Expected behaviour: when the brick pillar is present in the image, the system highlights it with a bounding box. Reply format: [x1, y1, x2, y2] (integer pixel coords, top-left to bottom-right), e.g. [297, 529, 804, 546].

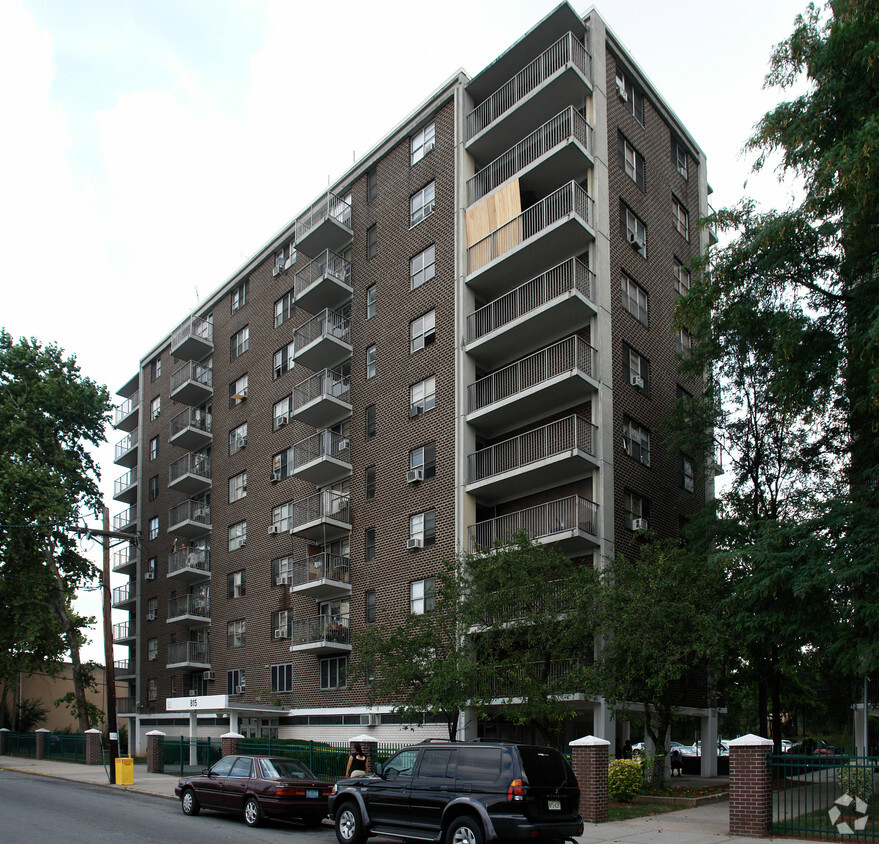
[570, 735, 610, 824]
[85, 728, 103, 765]
[348, 735, 377, 776]
[146, 730, 165, 773]
[0, 727, 9, 755]
[35, 728, 49, 760]
[728, 734, 773, 837]
[221, 732, 243, 758]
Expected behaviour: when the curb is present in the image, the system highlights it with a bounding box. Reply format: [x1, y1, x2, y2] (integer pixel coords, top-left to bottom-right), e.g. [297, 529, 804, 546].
[634, 791, 730, 808]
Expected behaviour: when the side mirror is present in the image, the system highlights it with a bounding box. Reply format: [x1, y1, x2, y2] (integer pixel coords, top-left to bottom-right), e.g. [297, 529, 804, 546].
[203, 768, 211, 776]
[374, 762, 384, 778]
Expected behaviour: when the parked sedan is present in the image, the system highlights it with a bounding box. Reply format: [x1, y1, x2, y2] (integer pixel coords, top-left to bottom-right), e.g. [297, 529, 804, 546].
[175, 755, 332, 828]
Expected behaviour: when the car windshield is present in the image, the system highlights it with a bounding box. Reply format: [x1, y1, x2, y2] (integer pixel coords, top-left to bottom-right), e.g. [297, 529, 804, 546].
[260, 757, 317, 780]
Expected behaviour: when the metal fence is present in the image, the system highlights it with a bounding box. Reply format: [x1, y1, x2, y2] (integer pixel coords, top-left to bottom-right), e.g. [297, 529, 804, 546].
[771, 753, 879, 840]
[5, 732, 36, 757]
[162, 736, 224, 777]
[45, 732, 87, 763]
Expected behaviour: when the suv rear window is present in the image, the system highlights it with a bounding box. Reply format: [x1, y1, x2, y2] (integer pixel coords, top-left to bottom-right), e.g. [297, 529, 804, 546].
[519, 747, 572, 786]
[456, 747, 502, 782]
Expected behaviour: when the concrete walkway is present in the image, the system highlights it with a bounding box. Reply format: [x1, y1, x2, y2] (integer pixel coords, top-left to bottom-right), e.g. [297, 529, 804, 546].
[0, 755, 816, 843]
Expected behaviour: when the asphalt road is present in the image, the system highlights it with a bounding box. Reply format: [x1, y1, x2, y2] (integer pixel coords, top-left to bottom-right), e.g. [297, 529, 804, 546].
[0, 769, 339, 843]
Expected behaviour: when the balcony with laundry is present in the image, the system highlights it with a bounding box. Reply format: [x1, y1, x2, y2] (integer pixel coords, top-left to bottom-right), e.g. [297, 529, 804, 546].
[167, 545, 211, 583]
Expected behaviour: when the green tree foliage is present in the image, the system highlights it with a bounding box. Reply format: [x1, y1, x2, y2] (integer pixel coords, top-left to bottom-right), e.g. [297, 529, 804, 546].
[0, 331, 111, 731]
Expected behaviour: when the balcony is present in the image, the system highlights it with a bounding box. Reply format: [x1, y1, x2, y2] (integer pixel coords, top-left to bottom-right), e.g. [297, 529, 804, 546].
[113, 621, 135, 644]
[113, 430, 139, 468]
[170, 362, 213, 406]
[169, 407, 212, 450]
[290, 490, 351, 543]
[292, 430, 352, 487]
[294, 190, 353, 257]
[465, 257, 596, 369]
[467, 107, 593, 206]
[288, 614, 351, 655]
[466, 414, 598, 503]
[113, 396, 139, 432]
[294, 249, 353, 314]
[168, 499, 211, 538]
[171, 314, 213, 361]
[114, 659, 135, 680]
[468, 494, 599, 556]
[167, 641, 210, 669]
[112, 506, 137, 533]
[467, 181, 595, 299]
[478, 658, 589, 700]
[168, 547, 211, 582]
[168, 452, 211, 495]
[167, 594, 210, 626]
[293, 308, 352, 372]
[281, 553, 351, 600]
[465, 32, 592, 161]
[293, 368, 351, 429]
[466, 336, 598, 436]
[112, 582, 136, 609]
[113, 468, 138, 504]
[112, 544, 137, 575]
[117, 697, 137, 714]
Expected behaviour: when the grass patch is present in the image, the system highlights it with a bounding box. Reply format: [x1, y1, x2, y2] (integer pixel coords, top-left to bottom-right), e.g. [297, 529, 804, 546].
[640, 783, 728, 799]
[772, 802, 879, 840]
[609, 801, 681, 820]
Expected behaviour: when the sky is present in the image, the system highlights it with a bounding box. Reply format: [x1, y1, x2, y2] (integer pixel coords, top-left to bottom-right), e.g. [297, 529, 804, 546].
[0, 0, 812, 663]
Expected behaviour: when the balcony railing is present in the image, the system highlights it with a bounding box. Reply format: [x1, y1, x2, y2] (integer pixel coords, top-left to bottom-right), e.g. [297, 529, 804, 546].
[467, 336, 596, 414]
[467, 107, 593, 204]
[112, 545, 136, 570]
[472, 578, 583, 627]
[170, 407, 212, 438]
[281, 553, 351, 588]
[289, 614, 349, 647]
[294, 249, 352, 298]
[112, 506, 136, 532]
[467, 494, 598, 552]
[168, 546, 211, 577]
[112, 621, 132, 641]
[294, 308, 351, 351]
[293, 430, 351, 469]
[113, 396, 138, 426]
[114, 430, 138, 462]
[167, 641, 209, 665]
[113, 468, 137, 497]
[467, 414, 597, 484]
[467, 181, 594, 276]
[170, 361, 213, 393]
[168, 499, 211, 531]
[477, 658, 588, 698]
[171, 315, 213, 351]
[467, 257, 594, 344]
[112, 582, 135, 606]
[114, 659, 132, 675]
[117, 697, 137, 713]
[295, 191, 352, 245]
[168, 594, 210, 620]
[169, 453, 211, 485]
[293, 368, 351, 416]
[466, 32, 591, 141]
[292, 490, 350, 530]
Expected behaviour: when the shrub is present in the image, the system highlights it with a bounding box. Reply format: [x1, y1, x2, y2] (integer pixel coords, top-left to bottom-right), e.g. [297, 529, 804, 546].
[836, 763, 874, 806]
[608, 758, 643, 802]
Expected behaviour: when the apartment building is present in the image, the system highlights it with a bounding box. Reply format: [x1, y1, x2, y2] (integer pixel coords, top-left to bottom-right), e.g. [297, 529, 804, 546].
[110, 2, 717, 755]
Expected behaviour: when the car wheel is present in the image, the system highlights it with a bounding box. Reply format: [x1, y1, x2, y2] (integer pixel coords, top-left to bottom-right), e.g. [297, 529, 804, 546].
[243, 796, 263, 827]
[335, 801, 365, 844]
[181, 787, 200, 816]
[446, 817, 484, 844]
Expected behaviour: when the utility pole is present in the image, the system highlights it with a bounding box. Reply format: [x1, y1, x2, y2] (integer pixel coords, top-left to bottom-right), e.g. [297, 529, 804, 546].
[101, 506, 119, 783]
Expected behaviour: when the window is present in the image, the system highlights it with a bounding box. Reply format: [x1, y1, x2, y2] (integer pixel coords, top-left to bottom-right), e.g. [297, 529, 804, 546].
[229, 374, 248, 407]
[148, 436, 158, 461]
[231, 279, 249, 313]
[410, 577, 436, 614]
[225, 569, 245, 601]
[274, 396, 291, 429]
[622, 204, 647, 257]
[147, 597, 158, 621]
[365, 404, 376, 438]
[623, 344, 650, 393]
[147, 557, 157, 578]
[320, 656, 347, 689]
[229, 422, 248, 455]
[673, 139, 689, 179]
[673, 197, 689, 240]
[410, 442, 436, 479]
[409, 509, 436, 546]
[365, 528, 375, 564]
[272, 501, 294, 532]
[366, 345, 376, 379]
[677, 327, 693, 356]
[227, 668, 245, 694]
[366, 167, 377, 202]
[271, 448, 294, 482]
[410, 376, 436, 416]
[271, 609, 291, 640]
[148, 475, 159, 500]
[229, 471, 247, 503]
[271, 663, 293, 693]
[621, 273, 648, 325]
[615, 68, 644, 124]
[674, 259, 691, 295]
[366, 224, 377, 259]
[272, 555, 293, 587]
[681, 455, 695, 492]
[411, 121, 435, 165]
[410, 245, 436, 290]
[227, 620, 246, 649]
[274, 291, 294, 328]
[365, 590, 376, 623]
[410, 182, 436, 227]
[410, 310, 436, 353]
[273, 342, 295, 379]
[623, 417, 651, 466]
[365, 466, 376, 500]
[366, 285, 376, 319]
[229, 521, 247, 551]
[149, 516, 159, 541]
[624, 490, 649, 527]
[150, 396, 161, 420]
[230, 326, 250, 360]
[148, 638, 158, 661]
[619, 134, 645, 190]
[150, 356, 161, 381]
[148, 678, 157, 701]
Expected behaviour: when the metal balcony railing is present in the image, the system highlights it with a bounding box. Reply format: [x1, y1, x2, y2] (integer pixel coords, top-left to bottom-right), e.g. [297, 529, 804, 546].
[467, 414, 597, 483]
[114, 430, 138, 461]
[473, 578, 582, 627]
[281, 553, 350, 588]
[467, 181, 594, 275]
[167, 641, 209, 665]
[168, 546, 211, 576]
[294, 249, 352, 298]
[112, 506, 136, 532]
[114, 396, 138, 425]
[478, 658, 589, 697]
[114, 659, 132, 674]
[170, 361, 213, 394]
[467, 257, 594, 343]
[293, 368, 351, 410]
[112, 621, 132, 641]
[293, 430, 351, 469]
[295, 191, 352, 244]
[169, 453, 211, 485]
[169, 407, 212, 439]
[467, 107, 593, 204]
[168, 594, 210, 619]
[292, 490, 350, 529]
[466, 32, 591, 141]
[112, 582, 135, 605]
[289, 614, 349, 647]
[168, 500, 211, 530]
[294, 308, 351, 349]
[112, 545, 136, 569]
[171, 315, 213, 350]
[467, 335, 596, 414]
[467, 494, 598, 552]
[113, 468, 137, 496]
[117, 697, 137, 713]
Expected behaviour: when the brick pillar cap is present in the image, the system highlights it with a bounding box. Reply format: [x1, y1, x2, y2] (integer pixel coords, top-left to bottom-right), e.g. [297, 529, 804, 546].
[84, 728, 102, 734]
[146, 730, 166, 737]
[222, 732, 244, 739]
[728, 734, 772, 746]
[36, 728, 51, 733]
[348, 734, 376, 744]
[569, 735, 611, 747]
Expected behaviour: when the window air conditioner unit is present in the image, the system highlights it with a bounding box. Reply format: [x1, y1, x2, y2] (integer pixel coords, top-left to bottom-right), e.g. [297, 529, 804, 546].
[147, 610, 157, 620]
[275, 628, 289, 639]
[271, 470, 282, 483]
[277, 416, 288, 427]
[188, 689, 198, 696]
[684, 476, 694, 492]
[145, 571, 155, 580]
[409, 404, 423, 418]
[337, 438, 349, 451]
[640, 453, 650, 467]
[407, 537, 424, 550]
[268, 525, 280, 535]
[406, 468, 424, 484]
[360, 713, 380, 726]
[630, 375, 644, 389]
[235, 685, 245, 695]
[277, 574, 291, 586]
[273, 261, 283, 277]
[203, 671, 215, 681]
[617, 83, 628, 102]
[236, 436, 246, 449]
[627, 231, 644, 250]
[631, 518, 649, 532]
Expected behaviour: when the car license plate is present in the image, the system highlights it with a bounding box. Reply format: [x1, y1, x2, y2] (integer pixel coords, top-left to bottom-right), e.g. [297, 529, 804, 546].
[548, 799, 561, 811]
[306, 789, 319, 799]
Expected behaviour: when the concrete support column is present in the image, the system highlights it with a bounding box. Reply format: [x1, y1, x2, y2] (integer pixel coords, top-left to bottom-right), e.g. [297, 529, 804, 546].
[189, 711, 198, 766]
[570, 735, 609, 824]
[229, 709, 239, 736]
[594, 699, 617, 757]
[456, 707, 477, 741]
[0, 727, 9, 755]
[728, 734, 773, 837]
[221, 732, 243, 758]
[853, 703, 869, 756]
[700, 708, 719, 776]
[85, 728, 103, 765]
[146, 730, 165, 774]
[35, 728, 49, 760]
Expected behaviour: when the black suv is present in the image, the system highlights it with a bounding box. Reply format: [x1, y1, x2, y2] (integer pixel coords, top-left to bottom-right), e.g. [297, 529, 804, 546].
[328, 739, 582, 844]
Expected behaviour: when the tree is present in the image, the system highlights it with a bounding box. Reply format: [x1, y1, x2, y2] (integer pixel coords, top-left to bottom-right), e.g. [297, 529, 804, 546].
[0, 331, 111, 731]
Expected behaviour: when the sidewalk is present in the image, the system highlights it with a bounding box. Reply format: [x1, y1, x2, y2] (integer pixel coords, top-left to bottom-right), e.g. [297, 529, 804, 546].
[0, 755, 814, 843]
